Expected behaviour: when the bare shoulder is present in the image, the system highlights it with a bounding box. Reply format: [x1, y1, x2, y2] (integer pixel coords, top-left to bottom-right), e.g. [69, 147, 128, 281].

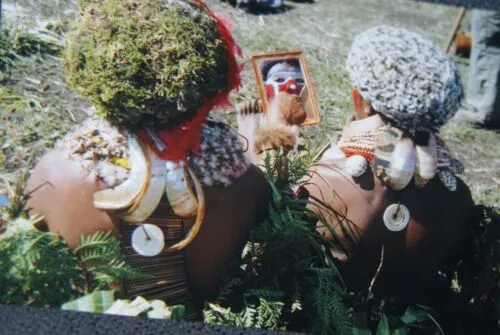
[305, 158, 389, 214]
[27, 147, 115, 249]
[303, 158, 391, 245]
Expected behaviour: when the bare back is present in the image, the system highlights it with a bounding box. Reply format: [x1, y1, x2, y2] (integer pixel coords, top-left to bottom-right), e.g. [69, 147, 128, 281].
[26, 147, 271, 307]
[304, 157, 474, 302]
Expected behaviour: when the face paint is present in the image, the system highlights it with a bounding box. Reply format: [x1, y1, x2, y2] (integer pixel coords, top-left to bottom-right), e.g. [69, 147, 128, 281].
[265, 65, 305, 99]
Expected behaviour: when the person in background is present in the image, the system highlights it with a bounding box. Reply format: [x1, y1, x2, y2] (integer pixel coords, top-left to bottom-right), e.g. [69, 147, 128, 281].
[455, 9, 500, 129]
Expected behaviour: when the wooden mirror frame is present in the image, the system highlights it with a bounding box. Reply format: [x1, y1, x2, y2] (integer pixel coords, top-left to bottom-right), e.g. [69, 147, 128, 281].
[251, 51, 321, 126]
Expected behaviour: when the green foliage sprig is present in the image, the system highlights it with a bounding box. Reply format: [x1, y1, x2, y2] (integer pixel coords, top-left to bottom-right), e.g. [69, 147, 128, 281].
[204, 148, 352, 334]
[0, 187, 143, 308]
[204, 299, 285, 331]
[0, 219, 87, 307]
[75, 231, 145, 290]
[0, 227, 143, 308]
[0, 29, 61, 75]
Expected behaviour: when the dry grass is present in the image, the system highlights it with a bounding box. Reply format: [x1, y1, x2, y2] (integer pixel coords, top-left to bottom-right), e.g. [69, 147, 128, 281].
[1, 0, 498, 205]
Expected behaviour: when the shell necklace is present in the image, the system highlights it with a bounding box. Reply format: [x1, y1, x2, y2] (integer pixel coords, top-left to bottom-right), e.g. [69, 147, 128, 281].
[333, 115, 463, 232]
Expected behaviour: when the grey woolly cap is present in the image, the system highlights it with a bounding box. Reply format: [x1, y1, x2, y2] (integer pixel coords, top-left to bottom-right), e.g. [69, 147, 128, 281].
[346, 25, 463, 136]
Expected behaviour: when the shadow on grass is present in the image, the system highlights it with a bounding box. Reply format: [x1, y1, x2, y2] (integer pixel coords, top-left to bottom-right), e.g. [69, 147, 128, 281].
[222, 0, 315, 16]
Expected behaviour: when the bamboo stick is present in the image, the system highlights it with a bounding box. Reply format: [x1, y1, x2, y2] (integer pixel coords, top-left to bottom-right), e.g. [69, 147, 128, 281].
[444, 8, 467, 54]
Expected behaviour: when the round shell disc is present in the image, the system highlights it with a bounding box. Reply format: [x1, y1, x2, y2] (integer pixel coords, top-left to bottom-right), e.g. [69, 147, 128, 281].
[131, 224, 165, 257]
[383, 204, 410, 232]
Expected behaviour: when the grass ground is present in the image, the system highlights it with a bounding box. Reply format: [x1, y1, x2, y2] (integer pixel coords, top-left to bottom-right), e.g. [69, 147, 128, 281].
[0, 0, 498, 206]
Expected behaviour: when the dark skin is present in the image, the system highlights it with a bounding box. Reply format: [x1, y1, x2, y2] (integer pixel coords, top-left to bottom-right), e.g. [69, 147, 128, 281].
[303, 89, 474, 302]
[26, 146, 271, 308]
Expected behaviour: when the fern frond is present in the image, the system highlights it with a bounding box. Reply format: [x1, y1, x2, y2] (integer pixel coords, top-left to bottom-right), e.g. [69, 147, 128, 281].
[75, 231, 120, 258]
[256, 298, 285, 330]
[245, 288, 283, 302]
[241, 305, 257, 328]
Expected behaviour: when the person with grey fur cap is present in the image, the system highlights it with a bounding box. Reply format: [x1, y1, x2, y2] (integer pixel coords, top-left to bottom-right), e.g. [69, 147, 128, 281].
[345, 25, 464, 139]
[238, 24, 473, 302]
[297, 25, 473, 302]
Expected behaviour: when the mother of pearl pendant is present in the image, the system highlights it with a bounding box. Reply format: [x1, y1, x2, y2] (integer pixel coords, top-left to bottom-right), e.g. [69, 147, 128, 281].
[383, 204, 410, 232]
[131, 223, 165, 257]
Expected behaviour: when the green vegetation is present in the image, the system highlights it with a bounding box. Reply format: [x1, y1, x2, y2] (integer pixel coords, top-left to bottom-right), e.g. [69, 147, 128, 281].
[204, 150, 352, 334]
[0, 225, 143, 308]
[0, 86, 73, 173]
[203, 150, 451, 334]
[0, 174, 143, 308]
[0, 29, 61, 78]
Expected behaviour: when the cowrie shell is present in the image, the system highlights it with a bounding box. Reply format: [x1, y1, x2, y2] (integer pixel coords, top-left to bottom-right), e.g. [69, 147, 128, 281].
[383, 204, 410, 232]
[345, 155, 368, 177]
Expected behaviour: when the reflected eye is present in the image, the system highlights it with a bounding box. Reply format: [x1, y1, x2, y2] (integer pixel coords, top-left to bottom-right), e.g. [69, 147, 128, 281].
[296, 78, 305, 84]
[274, 77, 286, 83]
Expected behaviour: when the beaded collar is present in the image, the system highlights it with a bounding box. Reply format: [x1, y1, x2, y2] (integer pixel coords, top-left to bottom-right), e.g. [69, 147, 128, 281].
[326, 114, 462, 191]
[337, 115, 388, 164]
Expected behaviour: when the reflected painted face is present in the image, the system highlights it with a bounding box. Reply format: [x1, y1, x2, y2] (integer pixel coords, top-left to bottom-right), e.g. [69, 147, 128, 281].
[264, 62, 305, 100]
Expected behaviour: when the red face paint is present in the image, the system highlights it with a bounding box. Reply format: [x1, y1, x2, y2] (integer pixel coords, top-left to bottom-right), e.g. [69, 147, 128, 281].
[264, 64, 305, 99]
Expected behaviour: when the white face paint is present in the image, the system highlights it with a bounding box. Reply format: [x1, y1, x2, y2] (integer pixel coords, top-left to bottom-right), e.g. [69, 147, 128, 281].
[265, 70, 304, 86]
[265, 68, 305, 99]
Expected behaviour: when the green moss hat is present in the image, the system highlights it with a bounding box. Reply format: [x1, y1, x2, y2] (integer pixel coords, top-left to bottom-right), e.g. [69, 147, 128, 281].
[65, 0, 232, 129]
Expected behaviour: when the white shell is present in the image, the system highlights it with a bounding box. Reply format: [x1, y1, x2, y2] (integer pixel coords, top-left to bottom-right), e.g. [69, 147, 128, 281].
[165, 162, 198, 217]
[414, 134, 438, 187]
[131, 224, 165, 257]
[383, 203, 410, 232]
[439, 170, 457, 192]
[387, 137, 417, 191]
[166, 168, 206, 253]
[345, 155, 368, 177]
[121, 150, 167, 222]
[93, 135, 149, 210]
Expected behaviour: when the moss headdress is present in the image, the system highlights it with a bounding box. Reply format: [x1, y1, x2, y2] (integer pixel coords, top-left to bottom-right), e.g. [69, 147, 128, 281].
[65, 0, 241, 131]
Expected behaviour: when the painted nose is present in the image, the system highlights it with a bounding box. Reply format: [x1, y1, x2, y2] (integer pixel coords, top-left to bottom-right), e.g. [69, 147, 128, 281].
[281, 80, 301, 94]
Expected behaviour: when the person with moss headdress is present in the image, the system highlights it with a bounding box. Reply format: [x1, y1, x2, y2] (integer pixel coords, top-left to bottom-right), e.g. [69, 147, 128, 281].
[239, 25, 475, 304]
[26, 0, 271, 316]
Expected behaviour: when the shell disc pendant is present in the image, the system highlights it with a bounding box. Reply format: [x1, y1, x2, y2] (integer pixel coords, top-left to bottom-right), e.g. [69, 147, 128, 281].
[383, 203, 410, 232]
[131, 224, 165, 257]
